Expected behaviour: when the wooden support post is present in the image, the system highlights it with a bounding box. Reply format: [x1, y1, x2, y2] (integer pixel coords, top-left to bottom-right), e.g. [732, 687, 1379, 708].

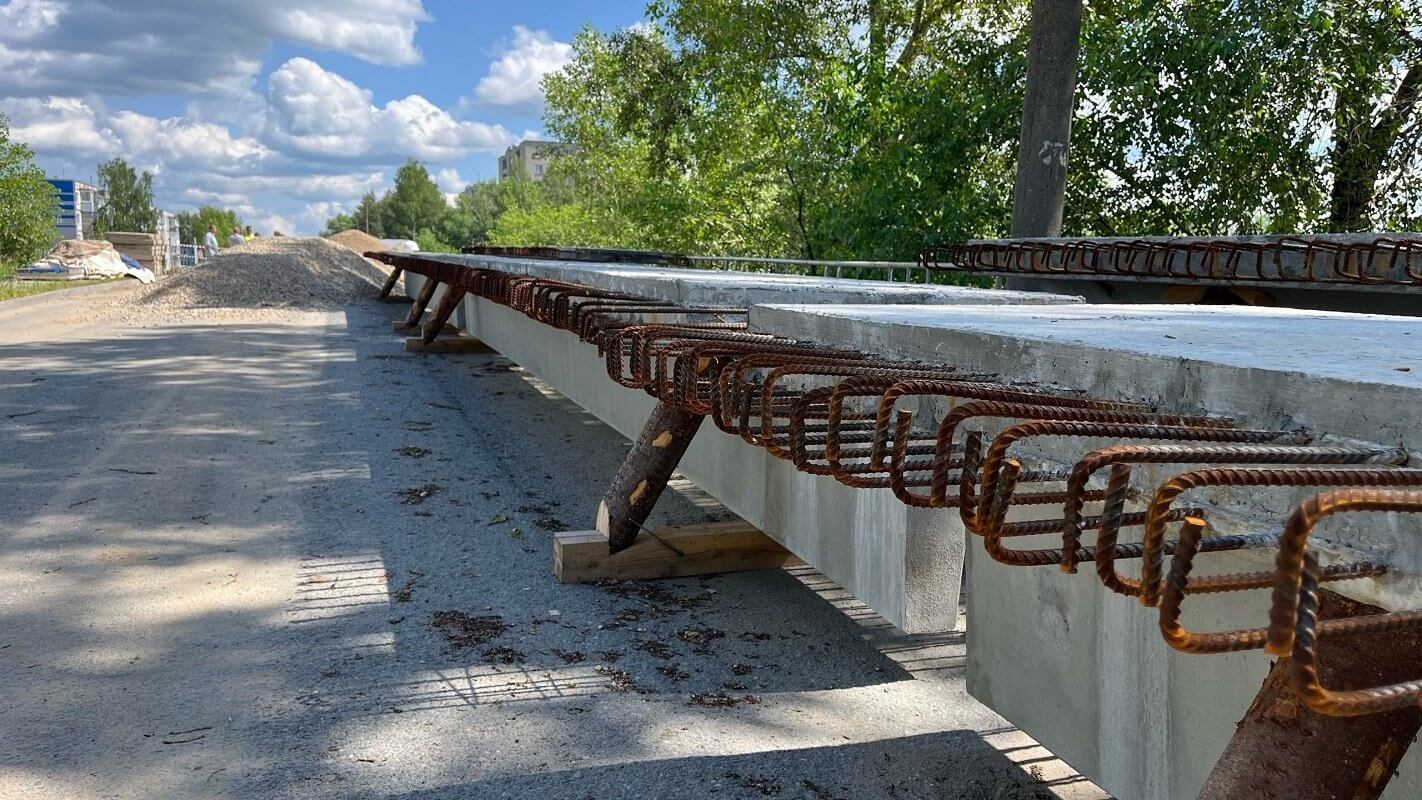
[379, 267, 403, 299]
[555, 522, 801, 583]
[596, 401, 704, 553]
[402, 279, 440, 329]
[421, 287, 468, 344]
[1200, 589, 1422, 800]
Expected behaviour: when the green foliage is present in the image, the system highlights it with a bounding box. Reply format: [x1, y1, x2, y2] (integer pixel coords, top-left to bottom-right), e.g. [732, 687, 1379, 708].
[352, 192, 385, 237]
[322, 213, 357, 235]
[321, 1, 1422, 254]
[0, 114, 58, 274]
[437, 180, 507, 248]
[177, 205, 242, 244]
[1072, 0, 1422, 234]
[94, 158, 158, 234]
[381, 161, 446, 239]
[415, 228, 457, 253]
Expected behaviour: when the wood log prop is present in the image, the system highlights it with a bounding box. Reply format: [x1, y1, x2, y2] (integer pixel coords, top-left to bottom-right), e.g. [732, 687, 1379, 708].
[421, 287, 468, 344]
[596, 401, 705, 553]
[402, 279, 440, 329]
[379, 267, 403, 299]
[1200, 589, 1422, 800]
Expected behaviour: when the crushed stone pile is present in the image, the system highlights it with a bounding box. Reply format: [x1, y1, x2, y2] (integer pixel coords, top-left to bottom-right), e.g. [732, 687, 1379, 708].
[325, 229, 388, 255]
[119, 237, 389, 317]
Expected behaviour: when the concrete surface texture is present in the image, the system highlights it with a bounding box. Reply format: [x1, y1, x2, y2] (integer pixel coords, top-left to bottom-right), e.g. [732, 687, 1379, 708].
[418, 253, 1085, 308]
[746, 302, 1422, 800]
[0, 286, 1100, 799]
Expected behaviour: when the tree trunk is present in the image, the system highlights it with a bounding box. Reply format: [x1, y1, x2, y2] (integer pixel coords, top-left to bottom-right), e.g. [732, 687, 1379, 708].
[1199, 589, 1422, 800]
[1009, 0, 1084, 239]
[1328, 62, 1422, 232]
[596, 402, 705, 553]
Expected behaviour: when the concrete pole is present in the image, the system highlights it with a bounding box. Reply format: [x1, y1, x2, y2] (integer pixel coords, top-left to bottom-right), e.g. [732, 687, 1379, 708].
[1009, 0, 1084, 239]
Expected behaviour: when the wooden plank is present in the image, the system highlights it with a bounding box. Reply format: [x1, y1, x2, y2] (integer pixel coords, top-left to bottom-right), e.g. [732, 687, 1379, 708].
[555, 521, 802, 583]
[378, 294, 413, 304]
[404, 335, 493, 354]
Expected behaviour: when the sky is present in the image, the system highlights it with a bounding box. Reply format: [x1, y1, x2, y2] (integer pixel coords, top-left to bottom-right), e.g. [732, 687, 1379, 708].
[0, 0, 648, 234]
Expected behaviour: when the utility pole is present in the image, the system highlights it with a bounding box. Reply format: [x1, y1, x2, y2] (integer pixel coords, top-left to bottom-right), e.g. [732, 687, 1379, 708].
[1009, 0, 1084, 239]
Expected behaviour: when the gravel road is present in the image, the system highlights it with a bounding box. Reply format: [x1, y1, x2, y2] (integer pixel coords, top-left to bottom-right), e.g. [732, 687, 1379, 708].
[0, 280, 1105, 799]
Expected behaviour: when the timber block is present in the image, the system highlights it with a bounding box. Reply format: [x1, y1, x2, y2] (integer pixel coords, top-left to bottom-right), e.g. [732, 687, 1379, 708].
[554, 521, 802, 583]
[404, 335, 493, 354]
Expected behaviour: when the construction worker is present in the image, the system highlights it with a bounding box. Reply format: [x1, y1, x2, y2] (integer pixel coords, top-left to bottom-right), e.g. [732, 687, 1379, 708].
[204, 225, 220, 257]
[244, 225, 255, 241]
[227, 227, 245, 247]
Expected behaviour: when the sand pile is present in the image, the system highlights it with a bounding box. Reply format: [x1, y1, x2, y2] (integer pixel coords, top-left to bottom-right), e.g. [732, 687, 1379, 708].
[326, 229, 388, 255]
[124, 237, 388, 315]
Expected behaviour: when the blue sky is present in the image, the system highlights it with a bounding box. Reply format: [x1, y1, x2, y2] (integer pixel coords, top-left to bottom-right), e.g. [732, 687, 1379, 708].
[0, 0, 647, 234]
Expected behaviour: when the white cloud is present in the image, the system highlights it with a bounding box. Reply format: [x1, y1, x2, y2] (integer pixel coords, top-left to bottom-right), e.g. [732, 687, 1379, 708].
[5, 96, 119, 155]
[1, 92, 389, 234]
[264, 58, 515, 161]
[472, 26, 572, 112]
[0, 0, 429, 97]
[435, 167, 465, 206]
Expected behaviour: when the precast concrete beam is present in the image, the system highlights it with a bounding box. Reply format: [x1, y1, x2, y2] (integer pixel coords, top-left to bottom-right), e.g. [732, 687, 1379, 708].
[747, 302, 1422, 800]
[400, 268, 1081, 633]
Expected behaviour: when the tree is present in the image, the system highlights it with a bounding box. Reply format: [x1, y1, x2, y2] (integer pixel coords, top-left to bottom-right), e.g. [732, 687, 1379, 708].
[531, 0, 1420, 260]
[353, 192, 385, 237]
[176, 205, 241, 244]
[436, 180, 506, 248]
[0, 113, 58, 273]
[321, 212, 357, 235]
[380, 161, 446, 239]
[1072, 0, 1422, 235]
[94, 158, 158, 234]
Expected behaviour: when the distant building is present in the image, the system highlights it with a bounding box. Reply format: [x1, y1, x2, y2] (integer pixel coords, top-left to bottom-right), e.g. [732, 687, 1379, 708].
[498, 139, 566, 181]
[47, 179, 105, 240]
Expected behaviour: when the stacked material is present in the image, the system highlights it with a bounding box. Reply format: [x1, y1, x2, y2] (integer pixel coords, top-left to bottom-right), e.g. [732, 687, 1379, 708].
[104, 232, 166, 274]
[18, 240, 155, 283]
[325, 229, 387, 255]
[126, 237, 386, 314]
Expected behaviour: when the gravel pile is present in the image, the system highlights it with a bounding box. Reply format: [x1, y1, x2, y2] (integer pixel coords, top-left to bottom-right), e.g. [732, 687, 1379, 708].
[112, 237, 389, 319]
[325, 229, 388, 255]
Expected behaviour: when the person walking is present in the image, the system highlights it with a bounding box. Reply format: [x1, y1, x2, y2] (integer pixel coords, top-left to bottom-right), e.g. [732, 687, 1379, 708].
[227, 227, 245, 247]
[244, 225, 255, 241]
[203, 225, 220, 257]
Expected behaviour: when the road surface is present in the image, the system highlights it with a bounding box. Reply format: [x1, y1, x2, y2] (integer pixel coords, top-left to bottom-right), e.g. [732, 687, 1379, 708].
[0, 283, 1101, 799]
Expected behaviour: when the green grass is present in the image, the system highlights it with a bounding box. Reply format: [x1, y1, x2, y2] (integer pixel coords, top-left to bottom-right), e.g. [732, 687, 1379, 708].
[0, 277, 108, 302]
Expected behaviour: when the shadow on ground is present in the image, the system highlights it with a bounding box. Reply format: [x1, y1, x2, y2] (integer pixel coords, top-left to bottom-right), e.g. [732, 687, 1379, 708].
[0, 301, 1062, 799]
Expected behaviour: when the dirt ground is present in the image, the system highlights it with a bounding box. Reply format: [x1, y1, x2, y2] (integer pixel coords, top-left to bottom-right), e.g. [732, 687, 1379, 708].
[0, 280, 1107, 799]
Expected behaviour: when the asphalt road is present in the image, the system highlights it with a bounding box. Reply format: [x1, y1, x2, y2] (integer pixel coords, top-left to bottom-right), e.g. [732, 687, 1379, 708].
[0, 284, 1104, 799]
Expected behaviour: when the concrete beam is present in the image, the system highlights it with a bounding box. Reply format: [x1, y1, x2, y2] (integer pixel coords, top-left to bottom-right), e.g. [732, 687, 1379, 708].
[747, 301, 1422, 800]
[401, 267, 1080, 633]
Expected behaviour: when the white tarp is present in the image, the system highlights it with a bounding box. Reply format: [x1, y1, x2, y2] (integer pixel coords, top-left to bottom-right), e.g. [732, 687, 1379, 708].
[20, 240, 155, 284]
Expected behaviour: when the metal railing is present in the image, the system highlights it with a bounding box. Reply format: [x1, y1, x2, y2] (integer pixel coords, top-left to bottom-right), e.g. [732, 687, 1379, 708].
[686, 255, 930, 282]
